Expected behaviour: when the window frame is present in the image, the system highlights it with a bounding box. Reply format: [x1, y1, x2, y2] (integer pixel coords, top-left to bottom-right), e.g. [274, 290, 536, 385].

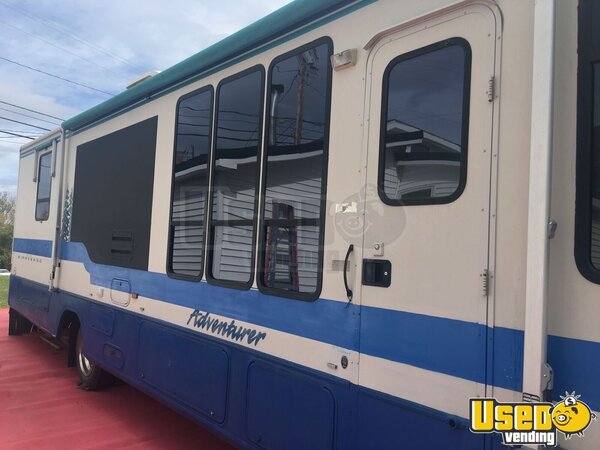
[257, 36, 333, 302]
[205, 64, 266, 290]
[377, 37, 472, 207]
[166, 85, 215, 282]
[35, 149, 53, 222]
[575, 0, 600, 283]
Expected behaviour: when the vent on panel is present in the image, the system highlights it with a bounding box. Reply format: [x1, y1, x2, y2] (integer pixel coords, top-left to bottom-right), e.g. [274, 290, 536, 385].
[111, 230, 134, 260]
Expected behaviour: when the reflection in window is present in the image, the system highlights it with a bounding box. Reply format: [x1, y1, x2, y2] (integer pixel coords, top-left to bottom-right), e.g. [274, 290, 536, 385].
[260, 41, 331, 296]
[168, 88, 213, 278]
[209, 68, 263, 284]
[35, 152, 52, 221]
[380, 41, 470, 204]
[591, 63, 600, 269]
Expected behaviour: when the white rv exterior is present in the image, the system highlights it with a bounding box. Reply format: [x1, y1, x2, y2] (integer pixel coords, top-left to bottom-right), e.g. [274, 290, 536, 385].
[8, 1, 600, 448]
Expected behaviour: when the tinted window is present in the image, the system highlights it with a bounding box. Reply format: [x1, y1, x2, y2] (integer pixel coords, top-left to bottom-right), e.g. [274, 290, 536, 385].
[35, 151, 52, 221]
[575, 0, 600, 282]
[168, 88, 213, 278]
[208, 68, 264, 285]
[590, 63, 600, 269]
[259, 40, 332, 298]
[71, 117, 157, 270]
[379, 40, 471, 205]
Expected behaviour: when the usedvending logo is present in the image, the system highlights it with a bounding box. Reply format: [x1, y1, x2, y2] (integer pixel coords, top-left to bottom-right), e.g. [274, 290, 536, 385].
[470, 392, 596, 447]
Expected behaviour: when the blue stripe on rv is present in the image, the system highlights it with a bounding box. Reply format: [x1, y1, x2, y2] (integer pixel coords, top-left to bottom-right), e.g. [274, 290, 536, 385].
[59, 241, 504, 387]
[548, 334, 600, 411]
[13, 237, 53, 258]
[8, 275, 504, 450]
[12, 238, 600, 407]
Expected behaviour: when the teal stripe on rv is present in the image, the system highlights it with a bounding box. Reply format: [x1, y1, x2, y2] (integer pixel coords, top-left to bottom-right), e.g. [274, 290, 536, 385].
[61, 0, 375, 132]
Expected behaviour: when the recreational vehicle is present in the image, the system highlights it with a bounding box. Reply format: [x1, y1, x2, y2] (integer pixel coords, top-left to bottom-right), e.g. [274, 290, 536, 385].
[8, 0, 600, 448]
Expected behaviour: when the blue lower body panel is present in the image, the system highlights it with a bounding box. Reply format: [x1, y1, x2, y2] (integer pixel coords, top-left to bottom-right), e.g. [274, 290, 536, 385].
[8, 275, 500, 449]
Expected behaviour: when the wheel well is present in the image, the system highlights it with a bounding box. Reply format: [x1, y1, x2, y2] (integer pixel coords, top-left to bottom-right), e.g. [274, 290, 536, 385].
[57, 310, 80, 368]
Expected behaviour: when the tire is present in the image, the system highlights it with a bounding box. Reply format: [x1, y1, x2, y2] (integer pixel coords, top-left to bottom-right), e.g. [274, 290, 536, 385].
[75, 328, 107, 390]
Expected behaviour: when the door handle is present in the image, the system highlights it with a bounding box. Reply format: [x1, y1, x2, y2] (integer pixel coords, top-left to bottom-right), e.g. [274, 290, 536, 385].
[362, 259, 392, 287]
[343, 244, 354, 302]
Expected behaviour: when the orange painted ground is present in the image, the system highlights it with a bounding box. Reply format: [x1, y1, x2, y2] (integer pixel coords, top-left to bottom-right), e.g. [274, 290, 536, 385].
[0, 308, 235, 450]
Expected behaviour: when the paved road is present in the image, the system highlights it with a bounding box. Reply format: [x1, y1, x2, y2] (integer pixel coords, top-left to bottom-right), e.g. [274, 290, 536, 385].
[0, 308, 234, 450]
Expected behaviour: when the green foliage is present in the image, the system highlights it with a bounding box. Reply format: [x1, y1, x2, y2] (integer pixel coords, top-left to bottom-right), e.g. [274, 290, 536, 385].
[0, 192, 15, 226]
[0, 277, 9, 309]
[0, 223, 13, 270]
[0, 192, 15, 271]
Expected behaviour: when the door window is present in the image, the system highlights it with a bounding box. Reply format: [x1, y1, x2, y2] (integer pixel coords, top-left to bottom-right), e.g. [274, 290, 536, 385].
[379, 39, 471, 205]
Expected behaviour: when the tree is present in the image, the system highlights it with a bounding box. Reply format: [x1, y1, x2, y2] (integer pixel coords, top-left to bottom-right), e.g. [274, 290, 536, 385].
[0, 223, 12, 269]
[0, 192, 15, 226]
[0, 192, 15, 269]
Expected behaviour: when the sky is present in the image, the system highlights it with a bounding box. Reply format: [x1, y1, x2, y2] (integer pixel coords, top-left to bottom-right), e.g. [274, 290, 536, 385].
[0, 0, 292, 195]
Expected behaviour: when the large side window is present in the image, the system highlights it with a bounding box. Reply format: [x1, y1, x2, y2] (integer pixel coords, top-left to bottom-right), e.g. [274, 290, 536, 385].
[207, 67, 264, 287]
[258, 38, 332, 299]
[575, 0, 600, 281]
[378, 39, 471, 205]
[35, 151, 52, 221]
[168, 87, 213, 279]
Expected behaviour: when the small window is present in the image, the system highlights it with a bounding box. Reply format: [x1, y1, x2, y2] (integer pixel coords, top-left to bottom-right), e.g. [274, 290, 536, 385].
[168, 87, 213, 279]
[207, 67, 264, 287]
[379, 39, 471, 205]
[258, 39, 332, 299]
[35, 151, 52, 221]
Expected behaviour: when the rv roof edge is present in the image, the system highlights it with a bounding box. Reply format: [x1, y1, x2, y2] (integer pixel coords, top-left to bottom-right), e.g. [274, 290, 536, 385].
[19, 128, 62, 153]
[61, 0, 362, 133]
[523, 0, 555, 405]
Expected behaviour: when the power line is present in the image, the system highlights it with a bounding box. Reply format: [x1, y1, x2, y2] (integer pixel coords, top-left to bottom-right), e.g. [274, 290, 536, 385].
[0, 130, 34, 139]
[0, 100, 64, 121]
[0, 116, 51, 131]
[0, 129, 44, 134]
[0, 56, 115, 96]
[0, 19, 120, 75]
[0, 0, 143, 71]
[0, 106, 60, 126]
[0, 139, 29, 144]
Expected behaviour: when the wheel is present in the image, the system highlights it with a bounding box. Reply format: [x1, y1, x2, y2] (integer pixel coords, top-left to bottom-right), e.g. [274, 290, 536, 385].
[75, 328, 107, 390]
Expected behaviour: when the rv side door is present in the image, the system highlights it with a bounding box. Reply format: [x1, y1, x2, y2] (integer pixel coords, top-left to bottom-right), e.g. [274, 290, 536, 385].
[356, 4, 498, 445]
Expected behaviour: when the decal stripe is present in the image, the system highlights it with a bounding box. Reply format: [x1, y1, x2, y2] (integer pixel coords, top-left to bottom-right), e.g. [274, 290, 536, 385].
[12, 238, 600, 404]
[60, 241, 519, 390]
[548, 335, 600, 411]
[13, 238, 52, 258]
